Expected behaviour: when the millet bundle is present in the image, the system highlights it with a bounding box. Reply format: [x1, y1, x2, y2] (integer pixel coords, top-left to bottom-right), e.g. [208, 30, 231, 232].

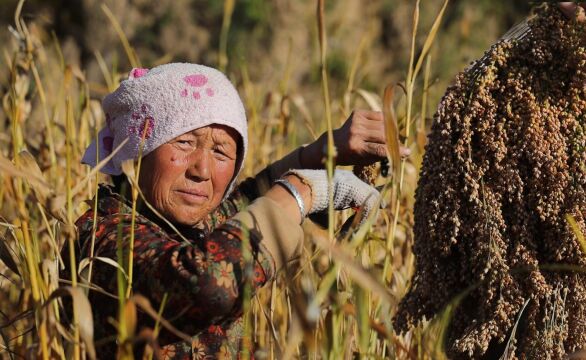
[394, 5, 586, 359]
[354, 163, 378, 184]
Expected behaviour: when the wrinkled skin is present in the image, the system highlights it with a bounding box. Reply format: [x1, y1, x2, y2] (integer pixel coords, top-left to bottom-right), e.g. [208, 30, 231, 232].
[138, 124, 239, 226]
[303, 109, 410, 168]
[334, 110, 389, 166]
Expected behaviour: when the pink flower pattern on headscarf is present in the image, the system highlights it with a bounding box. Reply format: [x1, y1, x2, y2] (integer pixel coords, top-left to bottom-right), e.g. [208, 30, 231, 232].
[128, 103, 155, 139]
[181, 74, 215, 100]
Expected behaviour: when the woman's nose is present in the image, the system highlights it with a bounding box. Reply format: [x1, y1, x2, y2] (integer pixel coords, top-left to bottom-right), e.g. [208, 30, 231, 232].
[186, 148, 211, 181]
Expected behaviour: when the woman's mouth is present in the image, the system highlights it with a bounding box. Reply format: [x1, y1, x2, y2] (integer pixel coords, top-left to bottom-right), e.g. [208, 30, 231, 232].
[175, 189, 209, 204]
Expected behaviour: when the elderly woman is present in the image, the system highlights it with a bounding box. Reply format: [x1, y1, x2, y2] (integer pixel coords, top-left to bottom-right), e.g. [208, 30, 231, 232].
[70, 63, 392, 359]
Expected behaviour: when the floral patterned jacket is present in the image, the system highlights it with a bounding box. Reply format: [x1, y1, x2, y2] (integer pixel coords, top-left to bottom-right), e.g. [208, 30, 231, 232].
[69, 168, 281, 359]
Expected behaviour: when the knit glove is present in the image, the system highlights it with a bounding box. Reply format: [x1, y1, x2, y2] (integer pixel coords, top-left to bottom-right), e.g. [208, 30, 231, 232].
[285, 169, 383, 221]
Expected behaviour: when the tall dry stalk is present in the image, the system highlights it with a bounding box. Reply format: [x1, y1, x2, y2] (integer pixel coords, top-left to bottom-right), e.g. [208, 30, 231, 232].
[317, 0, 336, 246]
[219, 0, 236, 72]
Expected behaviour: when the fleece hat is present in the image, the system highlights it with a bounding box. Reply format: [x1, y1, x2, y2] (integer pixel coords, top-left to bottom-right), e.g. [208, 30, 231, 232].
[82, 63, 248, 193]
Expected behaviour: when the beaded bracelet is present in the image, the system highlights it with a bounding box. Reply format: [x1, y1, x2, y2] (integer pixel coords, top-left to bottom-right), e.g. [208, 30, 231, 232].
[274, 178, 306, 224]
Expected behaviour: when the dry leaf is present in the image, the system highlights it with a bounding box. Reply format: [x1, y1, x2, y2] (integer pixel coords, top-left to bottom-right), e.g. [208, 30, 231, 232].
[412, 0, 449, 79]
[124, 299, 137, 338]
[121, 159, 136, 182]
[16, 151, 67, 223]
[0, 152, 50, 194]
[78, 256, 129, 283]
[0, 230, 20, 276]
[353, 88, 382, 111]
[45, 286, 96, 360]
[63, 65, 73, 92]
[132, 294, 191, 341]
[310, 233, 397, 308]
[70, 137, 129, 197]
[291, 94, 317, 140]
[382, 85, 401, 179]
[0, 328, 12, 360]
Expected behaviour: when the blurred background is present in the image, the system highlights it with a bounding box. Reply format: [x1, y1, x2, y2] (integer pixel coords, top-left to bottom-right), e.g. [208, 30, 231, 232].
[0, 0, 532, 123]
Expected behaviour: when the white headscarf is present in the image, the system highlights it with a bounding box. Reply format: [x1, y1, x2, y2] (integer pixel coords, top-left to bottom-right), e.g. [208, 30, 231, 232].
[82, 63, 248, 195]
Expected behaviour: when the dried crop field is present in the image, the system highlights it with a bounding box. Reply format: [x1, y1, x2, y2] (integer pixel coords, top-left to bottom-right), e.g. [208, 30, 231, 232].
[3, 1, 583, 359]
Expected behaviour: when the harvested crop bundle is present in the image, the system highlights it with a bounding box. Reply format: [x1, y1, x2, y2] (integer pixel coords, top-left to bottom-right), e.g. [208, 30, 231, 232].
[354, 163, 378, 185]
[394, 4, 586, 359]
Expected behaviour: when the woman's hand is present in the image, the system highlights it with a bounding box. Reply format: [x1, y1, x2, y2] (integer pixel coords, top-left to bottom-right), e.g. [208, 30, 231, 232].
[559, 2, 586, 20]
[300, 109, 410, 168]
[266, 169, 382, 226]
[334, 110, 387, 166]
[286, 169, 383, 224]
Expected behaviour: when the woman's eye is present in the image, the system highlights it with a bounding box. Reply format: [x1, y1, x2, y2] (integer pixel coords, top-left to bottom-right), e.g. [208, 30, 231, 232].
[213, 148, 230, 160]
[175, 140, 194, 149]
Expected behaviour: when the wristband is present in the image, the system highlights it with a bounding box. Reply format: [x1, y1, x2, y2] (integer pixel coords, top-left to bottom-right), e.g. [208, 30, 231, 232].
[274, 178, 306, 223]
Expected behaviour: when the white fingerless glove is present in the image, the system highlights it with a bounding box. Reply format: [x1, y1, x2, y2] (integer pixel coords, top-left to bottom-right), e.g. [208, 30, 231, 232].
[285, 169, 383, 222]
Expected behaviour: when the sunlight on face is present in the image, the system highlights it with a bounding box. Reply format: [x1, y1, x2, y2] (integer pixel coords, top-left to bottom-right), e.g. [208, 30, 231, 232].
[138, 124, 240, 226]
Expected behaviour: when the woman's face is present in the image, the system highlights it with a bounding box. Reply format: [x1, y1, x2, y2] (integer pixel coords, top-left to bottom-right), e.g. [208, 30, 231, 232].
[139, 124, 239, 226]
